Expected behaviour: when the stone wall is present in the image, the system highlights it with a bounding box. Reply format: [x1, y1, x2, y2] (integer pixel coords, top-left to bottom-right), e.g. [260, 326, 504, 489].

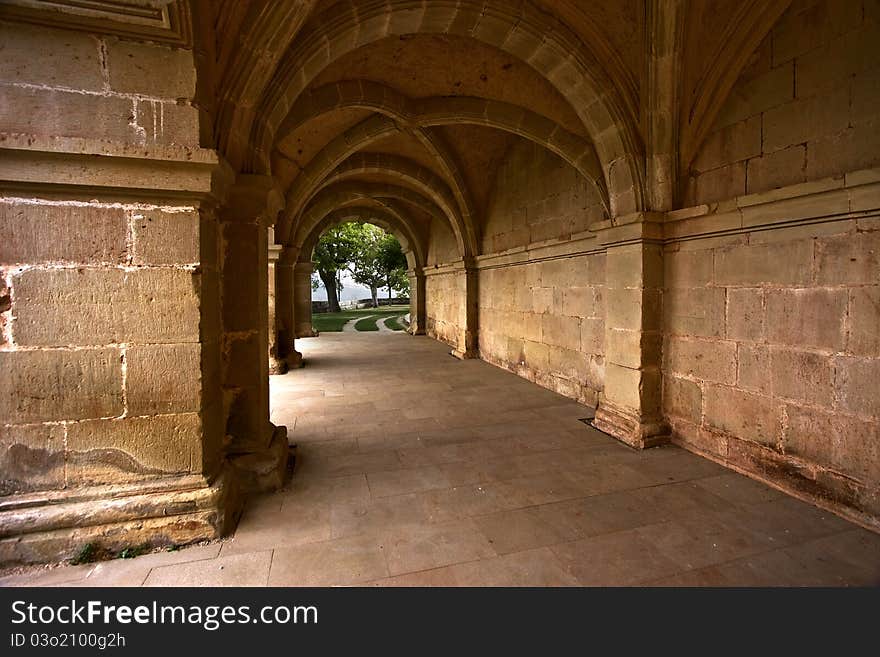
[424, 269, 464, 348]
[685, 0, 880, 205]
[664, 177, 880, 527]
[476, 142, 606, 404]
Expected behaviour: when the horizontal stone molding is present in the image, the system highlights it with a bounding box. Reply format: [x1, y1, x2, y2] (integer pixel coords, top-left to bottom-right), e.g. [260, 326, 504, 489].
[0, 134, 233, 203]
[664, 168, 880, 243]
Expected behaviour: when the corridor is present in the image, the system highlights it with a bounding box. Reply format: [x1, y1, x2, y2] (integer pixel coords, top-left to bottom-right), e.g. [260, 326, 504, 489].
[3, 333, 879, 587]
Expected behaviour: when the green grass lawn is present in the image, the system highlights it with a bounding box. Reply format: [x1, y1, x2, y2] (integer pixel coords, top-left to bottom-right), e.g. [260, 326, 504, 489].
[384, 315, 406, 331]
[312, 305, 409, 332]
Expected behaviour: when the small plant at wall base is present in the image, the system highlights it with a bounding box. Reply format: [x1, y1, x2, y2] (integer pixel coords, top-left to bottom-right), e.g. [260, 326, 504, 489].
[69, 542, 100, 565]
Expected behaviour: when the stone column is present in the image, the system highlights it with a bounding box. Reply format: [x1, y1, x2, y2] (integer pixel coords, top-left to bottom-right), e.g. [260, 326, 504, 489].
[407, 267, 426, 335]
[220, 176, 288, 491]
[267, 232, 287, 375]
[294, 261, 317, 337]
[452, 260, 480, 359]
[592, 215, 669, 449]
[276, 246, 303, 368]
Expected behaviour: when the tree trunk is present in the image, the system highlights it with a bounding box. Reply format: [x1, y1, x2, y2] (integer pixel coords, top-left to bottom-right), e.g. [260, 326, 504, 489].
[387, 274, 392, 302]
[319, 268, 341, 313]
[370, 285, 378, 308]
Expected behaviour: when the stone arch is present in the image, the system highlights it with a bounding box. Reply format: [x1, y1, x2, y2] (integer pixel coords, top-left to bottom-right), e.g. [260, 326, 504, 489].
[249, 0, 644, 217]
[278, 80, 609, 211]
[300, 205, 423, 272]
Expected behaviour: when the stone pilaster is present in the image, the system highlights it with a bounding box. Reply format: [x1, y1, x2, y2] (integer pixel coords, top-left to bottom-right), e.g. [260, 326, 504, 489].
[276, 246, 303, 368]
[294, 261, 317, 338]
[451, 260, 480, 359]
[592, 214, 669, 449]
[267, 233, 287, 375]
[407, 267, 426, 335]
[220, 176, 288, 492]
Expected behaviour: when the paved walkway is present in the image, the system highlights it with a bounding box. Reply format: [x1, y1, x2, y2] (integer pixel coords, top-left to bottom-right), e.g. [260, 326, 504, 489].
[3, 333, 878, 586]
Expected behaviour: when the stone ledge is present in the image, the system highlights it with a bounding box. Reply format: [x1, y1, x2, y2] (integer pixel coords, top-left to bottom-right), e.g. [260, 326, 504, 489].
[0, 467, 241, 567]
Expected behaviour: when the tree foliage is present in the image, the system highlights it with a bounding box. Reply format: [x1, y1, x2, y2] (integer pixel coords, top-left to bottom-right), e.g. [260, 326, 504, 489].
[312, 222, 410, 311]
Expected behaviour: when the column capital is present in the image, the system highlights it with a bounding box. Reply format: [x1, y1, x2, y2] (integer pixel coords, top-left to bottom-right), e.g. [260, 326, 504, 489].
[278, 246, 301, 267]
[225, 174, 285, 225]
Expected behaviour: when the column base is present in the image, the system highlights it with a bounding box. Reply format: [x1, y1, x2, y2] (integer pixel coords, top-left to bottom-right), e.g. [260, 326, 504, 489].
[228, 424, 290, 493]
[286, 349, 304, 369]
[592, 400, 670, 450]
[0, 467, 241, 567]
[450, 348, 479, 360]
[268, 355, 288, 375]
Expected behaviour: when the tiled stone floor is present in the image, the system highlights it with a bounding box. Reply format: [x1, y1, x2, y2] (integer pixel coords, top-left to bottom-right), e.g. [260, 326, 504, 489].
[3, 333, 878, 587]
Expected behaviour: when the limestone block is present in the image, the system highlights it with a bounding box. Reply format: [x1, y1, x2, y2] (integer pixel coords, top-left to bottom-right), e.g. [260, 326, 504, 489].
[131, 210, 200, 265]
[806, 119, 880, 180]
[66, 413, 202, 484]
[714, 240, 812, 286]
[0, 86, 135, 142]
[605, 244, 663, 288]
[665, 337, 737, 384]
[580, 316, 605, 355]
[664, 249, 713, 288]
[746, 145, 806, 194]
[540, 314, 580, 350]
[561, 286, 599, 318]
[605, 288, 661, 331]
[847, 287, 880, 357]
[0, 22, 102, 90]
[835, 357, 880, 417]
[136, 100, 201, 147]
[12, 268, 201, 346]
[0, 423, 65, 495]
[664, 287, 725, 338]
[531, 287, 554, 314]
[0, 202, 126, 265]
[795, 22, 879, 98]
[762, 87, 849, 153]
[851, 67, 880, 124]
[686, 162, 746, 205]
[815, 231, 880, 285]
[784, 404, 880, 483]
[107, 39, 196, 99]
[663, 375, 702, 423]
[714, 61, 793, 127]
[771, 0, 862, 66]
[126, 343, 201, 415]
[0, 348, 122, 422]
[770, 348, 834, 405]
[726, 287, 764, 341]
[607, 328, 659, 369]
[519, 339, 548, 370]
[604, 363, 662, 415]
[765, 288, 847, 350]
[703, 386, 779, 445]
[693, 115, 761, 173]
[737, 344, 771, 394]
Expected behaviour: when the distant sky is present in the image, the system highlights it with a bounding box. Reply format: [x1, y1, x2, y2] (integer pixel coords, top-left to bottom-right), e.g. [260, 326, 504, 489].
[311, 270, 393, 302]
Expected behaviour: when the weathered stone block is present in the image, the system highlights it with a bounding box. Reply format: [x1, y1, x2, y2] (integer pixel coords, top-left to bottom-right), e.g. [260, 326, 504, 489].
[770, 348, 834, 405]
[0, 86, 135, 142]
[561, 286, 599, 318]
[835, 357, 880, 417]
[0, 22, 102, 90]
[703, 386, 779, 445]
[686, 162, 746, 205]
[726, 287, 764, 341]
[0, 423, 65, 495]
[605, 244, 663, 289]
[663, 375, 702, 423]
[693, 115, 762, 173]
[664, 286, 726, 337]
[0, 348, 122, 422]
[66, 413, 201, 484]
[762, 87, 850, 153]
[737, 344, 771, 394]
[136, 100, 201, 147]
[107, 40, 196, 99]
[765, 288, 847, 350]
[541, 314, 580, 350]
[580, 316, 605, 355]
[715, 61, 794, 127]
[715, 240, 812, 286]
[815, 232, 880, 285]
[664, 249, 713, 288]
[605, 288, 661, 331]
[806, 119, 880, 180]
[0, 202, 126, 265]
[126, 343, 201, 415]
[131, 210, 200, 265]
[12, 268, 201, 346]
[847, 287, 880, 357]
[665, 337, 737, 384]
[604, 363, 662, 415]
[784, 405, 880, 482]
[746, 145, 806, 194]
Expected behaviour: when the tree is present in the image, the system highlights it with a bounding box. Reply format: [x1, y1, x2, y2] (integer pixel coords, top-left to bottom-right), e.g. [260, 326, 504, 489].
[377, 234, 408, 302]
[312, 224, 362, 313]
[349, 224, 387, 308]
